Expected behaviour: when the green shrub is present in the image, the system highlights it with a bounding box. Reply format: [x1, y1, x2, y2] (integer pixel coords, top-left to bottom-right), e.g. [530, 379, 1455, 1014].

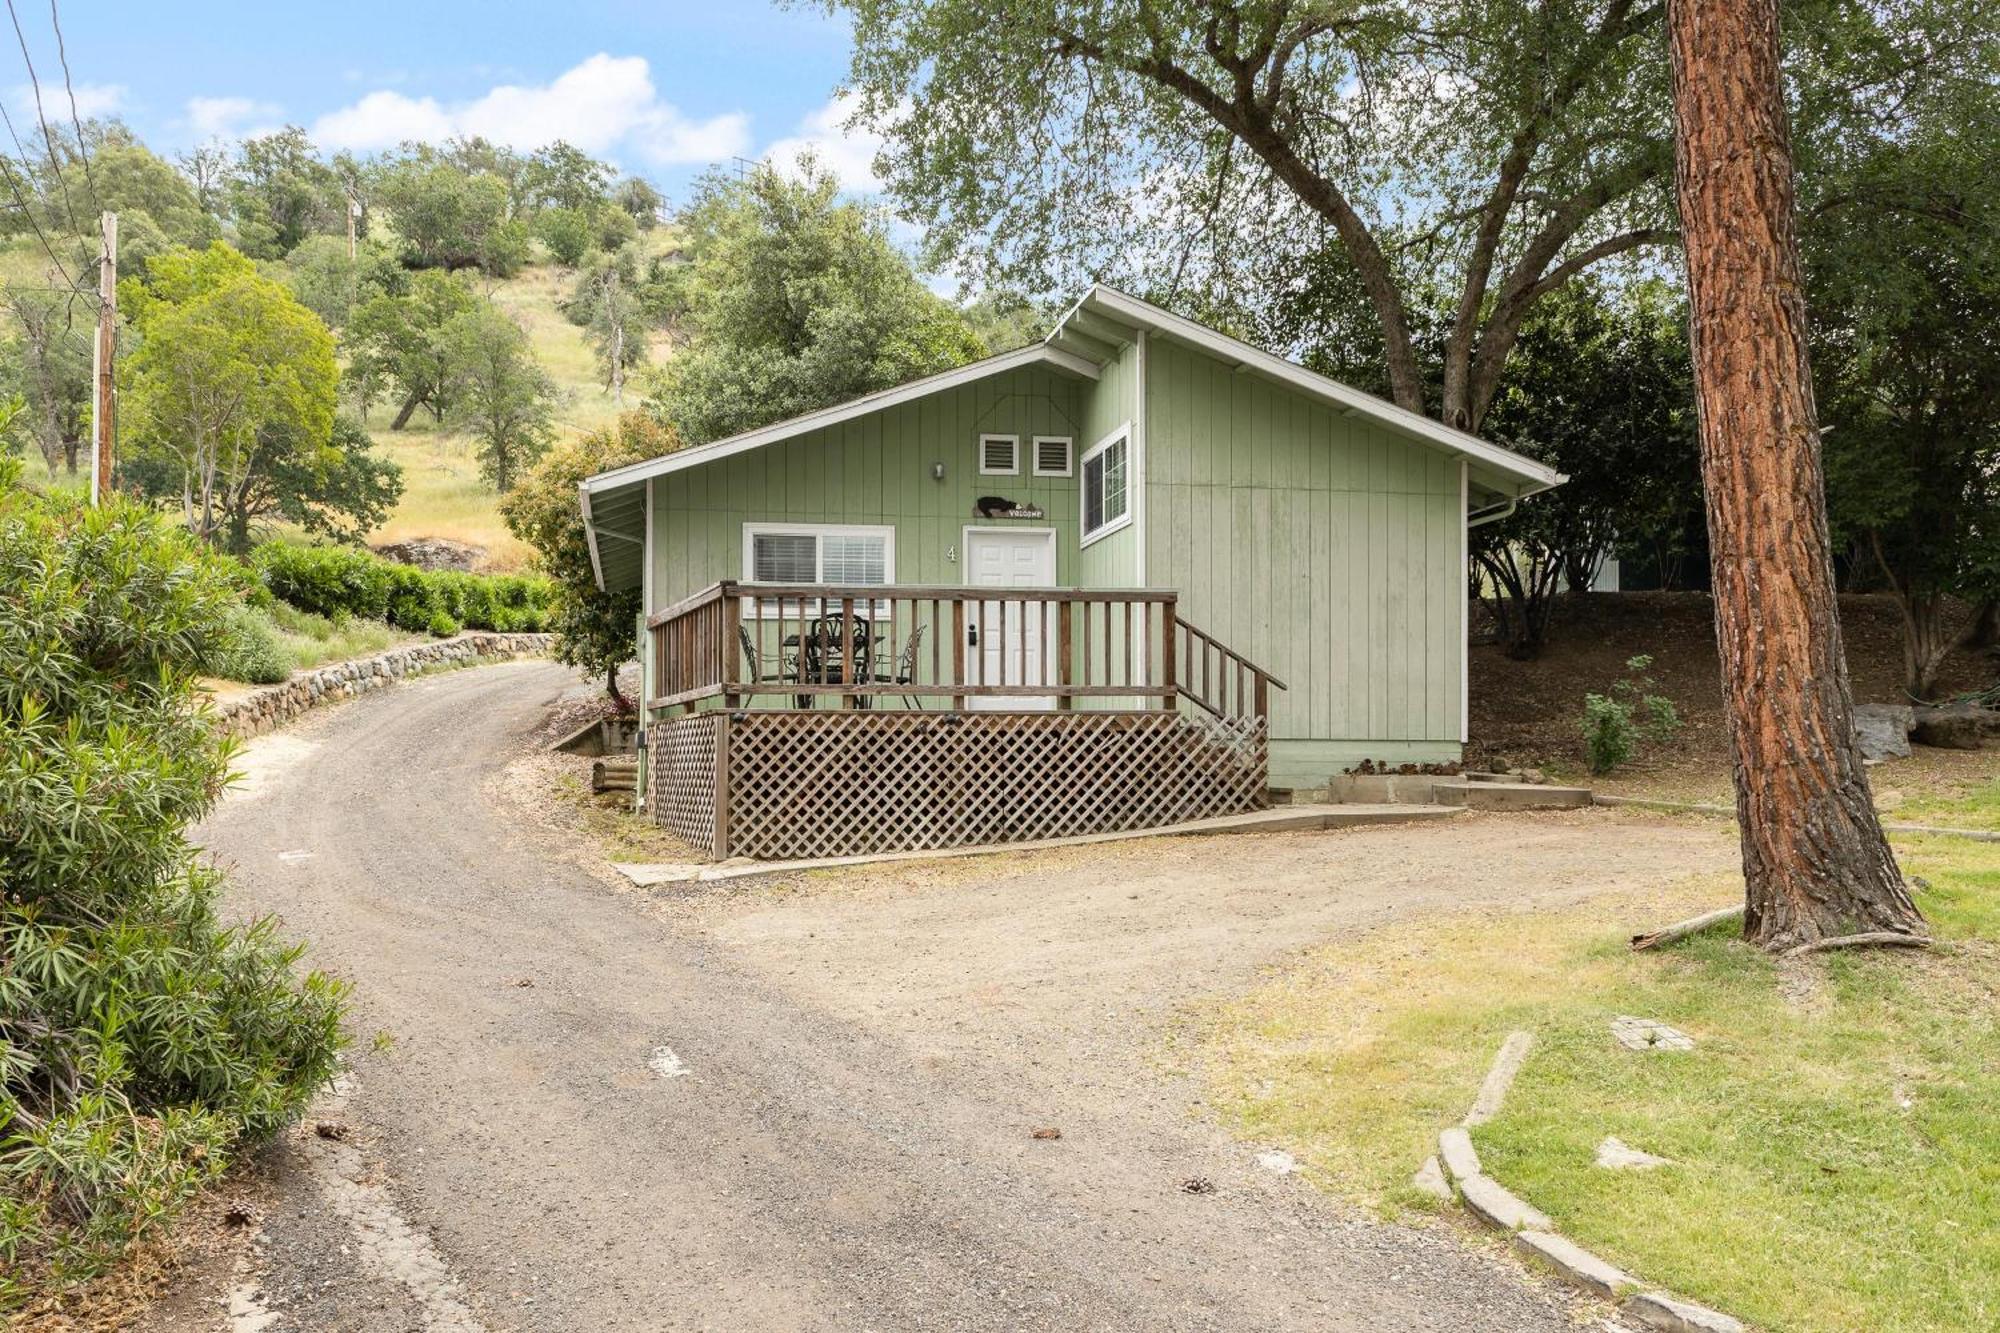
[1581, 654, 1683, 774]
[0, 463, 347, 1308]
[211, 605, 292, 684]
[252, 542, 391, 621]
[425, 608, 461, 637]
[248, 541, 550, 636]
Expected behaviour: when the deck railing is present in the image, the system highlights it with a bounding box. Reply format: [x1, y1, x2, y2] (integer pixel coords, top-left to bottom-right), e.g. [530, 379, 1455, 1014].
[645, 582, 1291, 858]
[648, 581, 1199, 712]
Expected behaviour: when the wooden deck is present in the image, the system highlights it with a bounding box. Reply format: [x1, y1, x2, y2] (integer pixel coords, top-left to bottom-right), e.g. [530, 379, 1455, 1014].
[645, 582, 1286, 859]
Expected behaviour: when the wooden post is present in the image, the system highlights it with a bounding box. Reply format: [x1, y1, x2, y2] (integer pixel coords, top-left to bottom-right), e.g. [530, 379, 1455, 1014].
[840, 594, 858, 709]
[1159, 599, 1177, 710]
[721, 592, 742, 709]
[89, 211, 117, 506]
[951, 599, 967, 710]
[1057, 600, 1074, 709]
[712, 711, 732, 859]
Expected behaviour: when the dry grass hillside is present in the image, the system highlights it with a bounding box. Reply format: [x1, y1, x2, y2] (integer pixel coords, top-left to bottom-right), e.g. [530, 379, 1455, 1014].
[362, 254, 674, 571]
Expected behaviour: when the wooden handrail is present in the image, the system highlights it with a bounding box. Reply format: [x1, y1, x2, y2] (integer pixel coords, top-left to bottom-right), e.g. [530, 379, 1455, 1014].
[1172, 615, 1287, 726]
[707, 580, 1175, 604]
[1177, 617, 1289, 692]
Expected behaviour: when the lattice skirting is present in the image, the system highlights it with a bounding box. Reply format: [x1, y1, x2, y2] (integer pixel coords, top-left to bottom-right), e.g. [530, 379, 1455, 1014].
[656, 708, 1268, 861]
[648, 712, 723, 854]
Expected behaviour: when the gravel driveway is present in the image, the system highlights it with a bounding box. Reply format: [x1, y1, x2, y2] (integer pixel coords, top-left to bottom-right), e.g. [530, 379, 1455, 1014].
[164, 658, 1736, 1332]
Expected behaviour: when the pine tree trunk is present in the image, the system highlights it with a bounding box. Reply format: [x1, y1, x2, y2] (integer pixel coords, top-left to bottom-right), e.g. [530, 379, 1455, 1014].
[1666, 0, 1923, 950]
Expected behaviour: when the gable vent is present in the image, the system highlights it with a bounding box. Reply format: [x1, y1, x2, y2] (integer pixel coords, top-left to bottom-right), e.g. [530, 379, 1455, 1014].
[979, 434, 1019, 475]
[1033, 436, 1073, 476]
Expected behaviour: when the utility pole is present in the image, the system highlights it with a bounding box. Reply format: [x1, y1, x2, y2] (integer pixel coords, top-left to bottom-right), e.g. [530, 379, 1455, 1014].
[90, 210, 116, 506]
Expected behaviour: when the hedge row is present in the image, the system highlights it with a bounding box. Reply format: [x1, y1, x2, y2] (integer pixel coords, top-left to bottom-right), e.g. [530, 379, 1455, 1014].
[250, 542, 551, 636]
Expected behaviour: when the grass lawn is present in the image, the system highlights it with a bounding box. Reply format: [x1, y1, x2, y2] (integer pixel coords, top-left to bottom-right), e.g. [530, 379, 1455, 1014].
[1592, 748, 2000, 835]
[1202, 830, 1999, 1333]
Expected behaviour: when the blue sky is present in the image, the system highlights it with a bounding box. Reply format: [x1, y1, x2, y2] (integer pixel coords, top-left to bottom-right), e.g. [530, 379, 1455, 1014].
[26, 1, 869, 201]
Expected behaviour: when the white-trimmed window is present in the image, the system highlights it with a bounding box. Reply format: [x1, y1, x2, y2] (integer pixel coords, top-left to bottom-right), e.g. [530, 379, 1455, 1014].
[742, 522, 894, 615]
[978, 433, 1020, 475]
[1032, 435, 1073, 477]
[1080, 427, 1131, 545]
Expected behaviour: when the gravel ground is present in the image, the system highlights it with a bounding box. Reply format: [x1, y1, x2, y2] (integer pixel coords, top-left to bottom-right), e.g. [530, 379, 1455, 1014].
[133, 659, 1736, 1332]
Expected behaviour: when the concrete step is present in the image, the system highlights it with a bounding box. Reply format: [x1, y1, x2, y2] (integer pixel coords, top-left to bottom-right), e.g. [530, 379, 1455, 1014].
[1429, 780, 1592, 811]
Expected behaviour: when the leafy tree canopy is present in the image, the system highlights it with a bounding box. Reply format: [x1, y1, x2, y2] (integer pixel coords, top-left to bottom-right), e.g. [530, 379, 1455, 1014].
[501, 413, 681, 706]
[225, 128, 353, 259]
[121, 243, 339, 545]
[368, 152, 523, 273]
[443, 302, 557, 491]
[651, 158, 985, 444]
[282, 234, 408, 332]
[1812, 81, 2000, 695]
[346, 268, 479, 427]
[818, 0, 1992, 431]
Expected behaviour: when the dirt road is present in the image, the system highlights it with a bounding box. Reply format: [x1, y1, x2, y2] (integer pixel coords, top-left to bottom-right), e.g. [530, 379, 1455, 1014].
[179, 659, 1736, 1332]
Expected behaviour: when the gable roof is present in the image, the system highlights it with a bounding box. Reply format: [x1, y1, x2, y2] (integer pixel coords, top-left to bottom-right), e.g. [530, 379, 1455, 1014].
[580, 341, 1099, 591]
[1047, 286, 1564, 496]
[581, 286, 1563, 590]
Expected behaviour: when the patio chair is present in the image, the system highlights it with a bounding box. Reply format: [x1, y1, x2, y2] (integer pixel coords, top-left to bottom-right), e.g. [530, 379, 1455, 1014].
[801, 614, 876, 706]
[738, 625, 797, 686]
[869, 623, 927, 709]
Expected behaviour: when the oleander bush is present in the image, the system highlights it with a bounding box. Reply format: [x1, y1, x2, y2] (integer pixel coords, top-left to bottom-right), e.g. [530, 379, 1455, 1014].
[0, 461, 349, 1309]
[250, 541, 549, 635]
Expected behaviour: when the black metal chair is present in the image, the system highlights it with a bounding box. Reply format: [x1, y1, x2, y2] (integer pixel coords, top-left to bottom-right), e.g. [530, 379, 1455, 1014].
[738, 625, 797, 685]
[802, 615, 875, 706]
[869, 623, 927, 708]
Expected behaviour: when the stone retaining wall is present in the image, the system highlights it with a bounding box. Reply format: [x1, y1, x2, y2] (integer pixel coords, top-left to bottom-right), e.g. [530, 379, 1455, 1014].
[214, 633, 552, 738]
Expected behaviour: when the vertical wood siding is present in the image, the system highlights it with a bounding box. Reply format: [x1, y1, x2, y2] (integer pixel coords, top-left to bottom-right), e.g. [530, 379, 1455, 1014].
[1075, 338, 1138, 589]
[1142, 338, 1464, 745]
[649, 365, 1090, 602]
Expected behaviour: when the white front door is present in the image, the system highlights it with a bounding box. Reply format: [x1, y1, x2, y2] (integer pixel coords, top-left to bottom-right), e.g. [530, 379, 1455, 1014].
[964, 528, 1057, 709]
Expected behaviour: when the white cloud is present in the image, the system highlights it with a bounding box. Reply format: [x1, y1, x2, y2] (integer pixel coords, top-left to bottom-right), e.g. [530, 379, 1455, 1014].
[9, 80, 125, 124]
[310, 53, 748, 165]
[762, 92, 887, 193]
[184, 94, 284, 142]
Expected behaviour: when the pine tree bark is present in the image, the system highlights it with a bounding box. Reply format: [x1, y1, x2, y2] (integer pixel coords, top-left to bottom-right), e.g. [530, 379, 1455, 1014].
[1666, 0, 1924, 950]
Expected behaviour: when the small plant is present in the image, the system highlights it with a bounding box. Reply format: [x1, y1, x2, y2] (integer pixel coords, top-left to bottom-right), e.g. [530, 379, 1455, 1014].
[211, 605, 292, 684]
[1581, 654, 1682, 774]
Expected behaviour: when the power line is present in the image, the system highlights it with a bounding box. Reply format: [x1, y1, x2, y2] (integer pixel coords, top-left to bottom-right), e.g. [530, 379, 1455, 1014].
[4, 0, 83, 250]
[46, 0, 95, 201]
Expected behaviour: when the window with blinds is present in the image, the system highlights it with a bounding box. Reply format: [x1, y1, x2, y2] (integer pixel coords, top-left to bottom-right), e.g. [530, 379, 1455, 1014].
[742, 524, 895, 616]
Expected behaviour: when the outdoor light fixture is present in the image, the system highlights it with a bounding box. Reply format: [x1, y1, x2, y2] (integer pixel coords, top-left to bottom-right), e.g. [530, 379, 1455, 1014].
[932, 461, 947, 481]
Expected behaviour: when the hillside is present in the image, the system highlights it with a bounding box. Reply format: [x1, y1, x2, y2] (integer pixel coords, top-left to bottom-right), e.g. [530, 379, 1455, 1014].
[9, 249, 674, 572]
[361, 255, 674, 572]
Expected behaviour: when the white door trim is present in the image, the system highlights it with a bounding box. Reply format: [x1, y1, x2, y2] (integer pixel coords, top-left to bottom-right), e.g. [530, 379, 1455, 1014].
[961, 525, 1058, 710]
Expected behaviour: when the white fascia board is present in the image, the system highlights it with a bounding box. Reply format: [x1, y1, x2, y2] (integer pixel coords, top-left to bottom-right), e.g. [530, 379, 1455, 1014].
[581, 482, 607, 591]
[1083, 286, 1566, 493]
[582, 344, 1095, 496]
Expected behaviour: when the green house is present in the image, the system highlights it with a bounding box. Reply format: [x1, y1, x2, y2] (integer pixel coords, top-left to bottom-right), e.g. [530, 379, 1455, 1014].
[581, 287, 1559, 856]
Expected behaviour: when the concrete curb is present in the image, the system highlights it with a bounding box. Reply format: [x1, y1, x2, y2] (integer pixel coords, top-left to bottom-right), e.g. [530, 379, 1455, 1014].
[613, 803, 1460, 884]
[1592, 793, 1999, 844]
[213, 633, 553, 738]
[1429, 1031, 1745, 1332]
